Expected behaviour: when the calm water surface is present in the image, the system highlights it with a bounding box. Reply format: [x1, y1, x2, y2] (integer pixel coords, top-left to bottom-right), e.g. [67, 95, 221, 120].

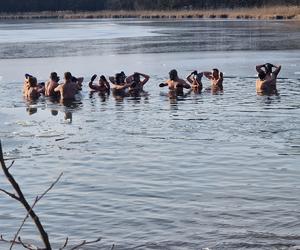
[0, 19, 300, 250]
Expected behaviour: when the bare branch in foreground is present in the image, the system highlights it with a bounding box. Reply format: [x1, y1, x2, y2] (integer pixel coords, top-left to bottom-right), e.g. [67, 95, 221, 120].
[59, 237, 69, 250]
[11, 172, 63, 250]
[0, 141, 52, 250]
[0, 141, 105, 250]
[0, 235, 37, 250]
[69, 237, 102, 250]
[0, 188, 20, 200]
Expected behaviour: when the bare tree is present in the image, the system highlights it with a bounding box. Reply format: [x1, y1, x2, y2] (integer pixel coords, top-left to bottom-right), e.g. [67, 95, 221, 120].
[0, 141, 102, 250]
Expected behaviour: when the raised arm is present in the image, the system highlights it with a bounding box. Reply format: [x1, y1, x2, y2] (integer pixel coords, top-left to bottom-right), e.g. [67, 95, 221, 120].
[256, 64, 266, 74]
[216, 72, 224, 91]
[203, 71, 213, 80]
[139, 73, 150, 85]
[88, 74, 97, 90]
[178, 79, 191, 89]
[272, 65, 281, 77]
[105, 81, 110, 91]
[187, 70, 197, 84]
[159, 82, 168, 88]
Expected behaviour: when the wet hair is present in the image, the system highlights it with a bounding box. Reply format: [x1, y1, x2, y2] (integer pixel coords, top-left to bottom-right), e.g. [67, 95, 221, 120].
[100, 75, 107, 82]
[133, 73, 140, 82]
[50, 72, 58, 81]
[195, 73, 203, 83]
[258, 71, 266, 80]
[212, 68, 219, 73]
[169, 69, 178, 81]
[265, 63, 273, 74]
[64, 72, 72, 81]
[115, 73, 123, 85]
[28, 77, 37, 87]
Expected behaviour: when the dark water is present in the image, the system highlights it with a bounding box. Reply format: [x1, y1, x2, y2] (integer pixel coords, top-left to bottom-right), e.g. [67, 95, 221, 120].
[0, 19, 300, 250]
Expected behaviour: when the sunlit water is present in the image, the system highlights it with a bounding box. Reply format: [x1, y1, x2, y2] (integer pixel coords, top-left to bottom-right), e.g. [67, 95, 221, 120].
[0, 19, 300, 250]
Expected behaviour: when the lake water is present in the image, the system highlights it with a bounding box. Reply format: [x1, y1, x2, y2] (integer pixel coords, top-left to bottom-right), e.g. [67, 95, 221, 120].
[0, 19, 300, 250]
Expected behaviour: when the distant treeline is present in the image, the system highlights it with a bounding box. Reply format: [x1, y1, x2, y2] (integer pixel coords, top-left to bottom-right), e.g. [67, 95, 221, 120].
[0, 0, 299, 13]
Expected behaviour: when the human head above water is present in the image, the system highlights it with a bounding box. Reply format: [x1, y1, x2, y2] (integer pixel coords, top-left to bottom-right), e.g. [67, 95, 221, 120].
[64, 72, 72, 81]
[28, 76, 37, 87]
[115, 73, 123, 85]
[99, 75, 107, 84]
[169, 69, 178, 81]
[265, 63, 273, 74]
[133, 73, 140, 82]
[258, 71, 266, 80]
[212, 68, 219, 78]
[50, 72, 59, 82]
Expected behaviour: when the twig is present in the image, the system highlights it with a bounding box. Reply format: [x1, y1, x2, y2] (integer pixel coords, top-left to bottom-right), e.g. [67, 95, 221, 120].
[0, 188, 20, 200]
[69, 237, 102, 250]
[8, 160, 15, 170]
[0, 235, 37, 250]
[0, 141, 52, 250]
[59, 237, 69, 250]
[10, 172, 63, 250]
[18, 237, 37, 250]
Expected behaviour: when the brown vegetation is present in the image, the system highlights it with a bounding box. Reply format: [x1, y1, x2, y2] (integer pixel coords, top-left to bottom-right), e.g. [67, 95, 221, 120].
[0, 6, 299, 20]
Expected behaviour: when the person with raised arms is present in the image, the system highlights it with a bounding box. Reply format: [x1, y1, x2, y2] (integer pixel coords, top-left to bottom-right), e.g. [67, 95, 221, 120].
[23, 73, 44, 99]
[126, 72, 150, 95]
[89, 74, 110, 93]
[256, 63, 281, 95]
[159, 69, 191, 95]
[203, 68, 224, 93]
[187, 70, 203, 93]
[54, 72, 83, 101]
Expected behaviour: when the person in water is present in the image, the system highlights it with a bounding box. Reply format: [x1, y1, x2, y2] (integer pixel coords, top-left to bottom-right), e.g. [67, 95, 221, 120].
[256, 63, 281, 95]
[127, 72, 150, 94]
[89, 74, 110, 93]
[109, 72, 131, 91]
[54, 72, 82, 100]
[159, 69, 191, 95]
[45, 72, 60, 97]
[203, 68, 223, 93]
[187, 70, 203, 93]
[25, 76, 41, 99]
[23, 74, 44, 98]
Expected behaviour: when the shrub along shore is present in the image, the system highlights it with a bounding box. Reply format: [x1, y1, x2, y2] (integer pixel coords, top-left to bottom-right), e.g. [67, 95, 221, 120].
[0, 6, 299, 20]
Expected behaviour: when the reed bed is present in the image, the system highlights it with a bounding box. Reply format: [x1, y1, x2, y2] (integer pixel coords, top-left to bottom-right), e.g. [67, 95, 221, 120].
[0, 6, 299, 20]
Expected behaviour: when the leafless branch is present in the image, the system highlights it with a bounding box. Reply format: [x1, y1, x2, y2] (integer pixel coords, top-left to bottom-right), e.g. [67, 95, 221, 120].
[59, 237, 69, 250]
[10, 173, 63, 250]
[0, 235, 37, 250]
[69, 237, 102, 250]
[8, 160, 15, 170]
[18, 237, 37, 250]
[0, 141, 52, 250]
[0, 141, 104, 250]
[0, 188, 20, 200]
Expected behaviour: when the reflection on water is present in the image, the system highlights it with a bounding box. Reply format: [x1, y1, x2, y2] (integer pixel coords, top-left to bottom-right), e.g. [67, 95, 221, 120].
[0, 75, 300, 249]
[0, 19, 300, 250]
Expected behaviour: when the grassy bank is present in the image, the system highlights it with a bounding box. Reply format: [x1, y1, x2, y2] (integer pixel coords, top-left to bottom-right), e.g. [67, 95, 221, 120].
[0, 6, 299, 20]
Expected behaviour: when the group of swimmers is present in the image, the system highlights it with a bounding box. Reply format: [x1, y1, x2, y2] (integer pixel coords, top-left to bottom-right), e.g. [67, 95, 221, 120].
[22, 62, 281, 101]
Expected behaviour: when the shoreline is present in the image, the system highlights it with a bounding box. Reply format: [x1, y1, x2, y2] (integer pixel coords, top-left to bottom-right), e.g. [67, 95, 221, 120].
[0, 6, 300, 20]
